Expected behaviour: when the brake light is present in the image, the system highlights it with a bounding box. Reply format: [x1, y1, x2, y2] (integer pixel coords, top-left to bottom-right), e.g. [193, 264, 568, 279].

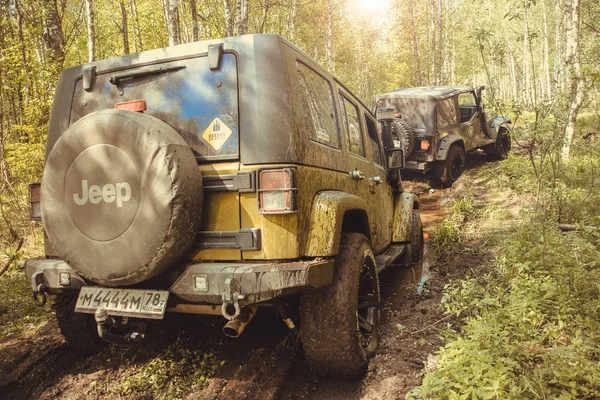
[421, 140, 430, 151]
[258, 168, 296, 214]
[29, 182, 41, 221]
[115, 99, 147, 113]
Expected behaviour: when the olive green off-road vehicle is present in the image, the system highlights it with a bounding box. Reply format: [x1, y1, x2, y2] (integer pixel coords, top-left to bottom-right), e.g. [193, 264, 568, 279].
[373, 86, 512, 187]
[24, 34, 422, 378]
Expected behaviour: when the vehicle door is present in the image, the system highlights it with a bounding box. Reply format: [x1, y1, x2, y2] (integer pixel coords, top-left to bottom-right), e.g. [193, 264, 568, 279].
[363, 111, 394, 252]
[458, 91, 488, 149]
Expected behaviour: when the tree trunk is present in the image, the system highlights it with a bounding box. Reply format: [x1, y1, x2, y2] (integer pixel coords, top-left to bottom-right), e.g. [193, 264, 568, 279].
[259, 2, 270, 33]
[235, 0, 242, 35]
[167, 0, 180, 46]
[224, 0, 233, 37]
[41, 0, 65, 68]
[326, 0, 333, 72]
[408, 0, 422, 86]
[85, 0, 95, 62]
[562, 0, 585, 158]
[526, 12, 538, 107]
[241, 0, 248, 35]
[523, 21, 530, 105]
[190, 0, 199, 41]
[542, 0, 552, 101]
[132, 0, 143, 51]
[288, 0, 297, 40]
[120, 0, 130, 54]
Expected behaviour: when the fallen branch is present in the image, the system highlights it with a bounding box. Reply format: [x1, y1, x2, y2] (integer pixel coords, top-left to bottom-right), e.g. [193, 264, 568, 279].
[0, 238, 24, 278]
[409, 314, 453, 336]
[558, 224, 599, 232]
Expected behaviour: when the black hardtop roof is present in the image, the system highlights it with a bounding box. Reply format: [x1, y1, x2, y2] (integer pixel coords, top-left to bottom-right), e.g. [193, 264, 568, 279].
[379, 86, 475, 100]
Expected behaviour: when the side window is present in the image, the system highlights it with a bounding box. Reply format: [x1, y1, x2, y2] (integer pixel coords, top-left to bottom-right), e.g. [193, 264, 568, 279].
[296, 62, 339, 148]
[458, 93, 476, 106]
[437, 97, 458, 130]
[364, 115, 383, 166]
[340, 94, 365, 157]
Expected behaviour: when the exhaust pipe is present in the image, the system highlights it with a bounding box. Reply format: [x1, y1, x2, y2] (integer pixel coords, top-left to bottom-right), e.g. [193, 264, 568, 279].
[222, 305, 257, 338]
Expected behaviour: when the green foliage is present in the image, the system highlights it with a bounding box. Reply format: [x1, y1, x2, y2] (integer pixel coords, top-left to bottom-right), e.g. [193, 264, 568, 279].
[0, 269, 50, 337]
[114, 336, 225, 399]
[409, 149, 600, 399]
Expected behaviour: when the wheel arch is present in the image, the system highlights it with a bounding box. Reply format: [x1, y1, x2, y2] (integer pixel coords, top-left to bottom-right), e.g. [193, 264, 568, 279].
[304, 191, 371, 257]
[435, 134, 465, 161]
[490, 116, 512, 141]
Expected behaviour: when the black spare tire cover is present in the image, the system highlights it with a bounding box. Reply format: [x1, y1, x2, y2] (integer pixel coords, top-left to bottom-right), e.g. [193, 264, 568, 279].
[41, 109, 203, 286]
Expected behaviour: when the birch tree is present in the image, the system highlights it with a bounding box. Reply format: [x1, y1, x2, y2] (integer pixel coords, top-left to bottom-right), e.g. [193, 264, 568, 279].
[167, 0, 180, 46]
[562, 0, 585, 158]
[85, 0, 95, 62]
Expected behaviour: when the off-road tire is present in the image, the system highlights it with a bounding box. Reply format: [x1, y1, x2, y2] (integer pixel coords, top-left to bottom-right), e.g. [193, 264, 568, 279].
[54, 292, 105, 355]
[300, 233, 380, 378]
[410, 214, 424, 264]
[431, 144, 465, 188]
[486, 129, 511, 160]
[392, 118, 418, 156]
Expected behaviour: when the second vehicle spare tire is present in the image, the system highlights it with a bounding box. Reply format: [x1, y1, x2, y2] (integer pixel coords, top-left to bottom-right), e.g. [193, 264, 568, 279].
[41, 109, 203, 286]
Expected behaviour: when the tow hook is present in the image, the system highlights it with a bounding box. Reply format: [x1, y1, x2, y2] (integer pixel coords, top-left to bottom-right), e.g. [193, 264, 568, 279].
[222, 305, 257, 338]
[94, 309, 145, 345]
[33, 290, 47, 307]
[31, 271, 47, 306]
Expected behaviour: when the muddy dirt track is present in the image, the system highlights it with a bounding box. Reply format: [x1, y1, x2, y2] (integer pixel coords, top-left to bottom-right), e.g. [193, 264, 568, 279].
[0, 168, 486, 400]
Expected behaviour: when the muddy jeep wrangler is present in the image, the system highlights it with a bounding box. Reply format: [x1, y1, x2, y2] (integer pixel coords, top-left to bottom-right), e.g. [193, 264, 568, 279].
[373, 86, 512, 187]
[24, 34, 422, 378]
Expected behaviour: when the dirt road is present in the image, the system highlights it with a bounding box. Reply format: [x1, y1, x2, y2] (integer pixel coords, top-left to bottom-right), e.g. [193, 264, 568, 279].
[0, 182, 467, 400]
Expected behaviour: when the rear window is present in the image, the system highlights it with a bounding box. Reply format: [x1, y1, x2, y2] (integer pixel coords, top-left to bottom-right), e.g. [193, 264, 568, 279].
[437, 97, 458, 130]
[70, 54, 239, 161]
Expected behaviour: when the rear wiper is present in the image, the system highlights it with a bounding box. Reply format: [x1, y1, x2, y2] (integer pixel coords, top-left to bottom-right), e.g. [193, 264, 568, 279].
[109, 65, 186, 85]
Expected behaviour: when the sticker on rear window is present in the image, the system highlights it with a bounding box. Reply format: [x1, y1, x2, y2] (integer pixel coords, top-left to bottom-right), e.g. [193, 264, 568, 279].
[202, 118, 232, 151]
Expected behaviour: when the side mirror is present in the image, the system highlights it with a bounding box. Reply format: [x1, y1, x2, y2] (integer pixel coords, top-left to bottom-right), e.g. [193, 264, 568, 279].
[386, 148, 405, 170]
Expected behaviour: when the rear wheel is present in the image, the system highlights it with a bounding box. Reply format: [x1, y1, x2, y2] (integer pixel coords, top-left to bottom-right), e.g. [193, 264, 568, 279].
[300, 233, 380, 378]
[431, 144, 465, 188]
[53, 292, 105, 355]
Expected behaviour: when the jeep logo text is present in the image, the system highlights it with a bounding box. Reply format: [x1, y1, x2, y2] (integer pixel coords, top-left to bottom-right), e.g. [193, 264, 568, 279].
[73, 180, 131, 207]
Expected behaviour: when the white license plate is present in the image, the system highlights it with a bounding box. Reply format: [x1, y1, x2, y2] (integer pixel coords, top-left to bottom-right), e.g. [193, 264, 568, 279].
[75, 287, 169, 320]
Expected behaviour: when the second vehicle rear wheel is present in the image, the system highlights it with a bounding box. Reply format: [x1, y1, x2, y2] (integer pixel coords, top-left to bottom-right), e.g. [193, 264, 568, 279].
[300, 233, 380, 378]
[431, 144, 465, 188]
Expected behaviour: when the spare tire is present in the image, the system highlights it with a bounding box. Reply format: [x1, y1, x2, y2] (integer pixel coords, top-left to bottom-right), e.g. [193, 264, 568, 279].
[41, 109, 203, 286]
[392, 118, 418, 157]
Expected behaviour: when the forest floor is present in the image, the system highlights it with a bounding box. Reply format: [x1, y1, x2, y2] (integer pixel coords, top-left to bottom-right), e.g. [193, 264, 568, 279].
[0, 153, 503, 400]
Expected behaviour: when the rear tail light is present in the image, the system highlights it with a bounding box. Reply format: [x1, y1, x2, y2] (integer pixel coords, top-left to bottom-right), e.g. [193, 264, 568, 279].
[420, 140, 430, 151]
[115, 99, 147, 113]
[258, 168, 297, 214]
[29, 182, 41, 221]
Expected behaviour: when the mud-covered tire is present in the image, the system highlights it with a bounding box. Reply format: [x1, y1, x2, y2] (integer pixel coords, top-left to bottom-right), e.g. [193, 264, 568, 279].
[300, 233, 380, 378]
[486, 129, 511, 160]
[392, 118, 418, 157]
[431, 144, 465, 188]
[53, 292, 105, 355]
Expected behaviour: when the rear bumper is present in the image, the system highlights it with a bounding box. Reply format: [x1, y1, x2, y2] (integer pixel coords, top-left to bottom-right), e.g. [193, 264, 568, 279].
[405, 160, 430, 171]
[23, 258, 334, 306]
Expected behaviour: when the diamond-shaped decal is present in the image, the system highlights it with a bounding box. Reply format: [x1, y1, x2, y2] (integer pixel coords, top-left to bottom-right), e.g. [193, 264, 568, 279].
[201, 118, 232, 151]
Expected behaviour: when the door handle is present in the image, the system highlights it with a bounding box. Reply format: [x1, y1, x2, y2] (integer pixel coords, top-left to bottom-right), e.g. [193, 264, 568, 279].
[349, 169, 365, 181]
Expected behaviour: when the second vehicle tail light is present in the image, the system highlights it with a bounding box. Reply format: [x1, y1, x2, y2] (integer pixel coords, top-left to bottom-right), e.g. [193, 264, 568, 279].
[29, 182, 41, 221]
[258, 168, 297, 214]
